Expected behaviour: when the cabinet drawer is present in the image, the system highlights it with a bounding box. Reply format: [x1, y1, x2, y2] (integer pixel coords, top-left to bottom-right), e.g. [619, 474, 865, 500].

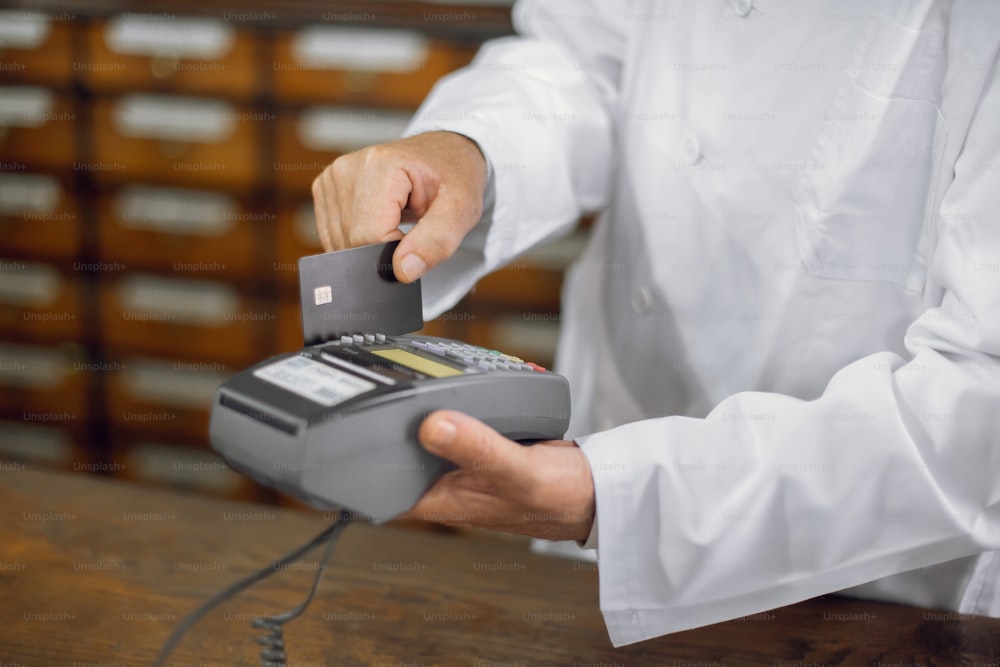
[85, 17, 261, 99]
[104, 356, 229, 441]
[91, 94, 260, 190]
[274, 201, 324, 288]
[0, 259, 84, 341]
[109, 432, 257, 500]
[0, 87, 76, 170]
[96, 185, 266, 280]
[273, 27, 466, 108]
[274, 106, 411, 193]
[0, 173, 81, 262]
[99, 273, 270, 365]
[0, 11, 74, 86]
[0, 341, 88, 415]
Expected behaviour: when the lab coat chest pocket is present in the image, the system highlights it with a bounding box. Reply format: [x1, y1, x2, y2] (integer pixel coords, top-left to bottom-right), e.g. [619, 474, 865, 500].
[794, 15, 948, 292]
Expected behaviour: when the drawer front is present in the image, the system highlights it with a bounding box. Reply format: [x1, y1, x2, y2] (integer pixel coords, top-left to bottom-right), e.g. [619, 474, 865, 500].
[99, 273, 271, 365]
[109, 432, 258, 500]
[85, 17, 261, 99]
[274, 201, 324, 288]
[0, 341, 88, 415]
[0, 12, 74, 86]
[273, 27, 467, 108]
[274, 106, 411, 193]
[0, 173, 81, 262]
[103, 355, 229, 441]
[0, 87, 76, 169]
[0, 259, 84, 341]
[97, 185, 266, 280]
[91, 94, 260, 190]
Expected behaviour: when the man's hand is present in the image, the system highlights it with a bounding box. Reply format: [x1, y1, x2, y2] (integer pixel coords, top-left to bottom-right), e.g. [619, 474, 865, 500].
[311, 131, 488, 282]
[400, 410, 596, 542]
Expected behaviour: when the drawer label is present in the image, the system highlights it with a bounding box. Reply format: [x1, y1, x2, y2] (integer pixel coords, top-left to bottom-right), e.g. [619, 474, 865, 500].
[0, 261, 60, 307]
[115, 185, 237, 236]
[0, 10, 51, 50]
[118, 274, 239, 326]
[291, 27, 428, 72]
[0, 422, 73, 466]
[114, 94, 235, 143]
[104, 16, 234, 60]
[297, 107, 411, 152]
[254, 355, 375, 407]
[122, 359, 227, 409]
[0, 342, 70, 390]
[0, 174, 61, 215]
[0, 86, 54, 128]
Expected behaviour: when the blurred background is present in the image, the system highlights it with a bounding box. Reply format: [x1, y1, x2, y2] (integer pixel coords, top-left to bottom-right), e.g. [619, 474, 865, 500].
[0, 1, 587, 507]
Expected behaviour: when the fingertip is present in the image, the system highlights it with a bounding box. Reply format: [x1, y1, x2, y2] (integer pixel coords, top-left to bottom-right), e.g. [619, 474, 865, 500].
[420, 411, 458, 453]
[396, 253, 427, 283]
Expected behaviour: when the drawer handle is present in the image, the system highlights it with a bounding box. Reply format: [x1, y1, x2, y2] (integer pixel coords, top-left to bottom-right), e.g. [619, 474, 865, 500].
[343, 70, 377, 94]
[157, 139, 191, 160]
[150, 53, 180, 80]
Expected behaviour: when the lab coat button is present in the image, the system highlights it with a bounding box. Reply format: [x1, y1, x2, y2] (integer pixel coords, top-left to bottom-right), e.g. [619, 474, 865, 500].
[631, 287, 653, 314]
[681, 134, 702, 165]
[731, 0, 753, 17]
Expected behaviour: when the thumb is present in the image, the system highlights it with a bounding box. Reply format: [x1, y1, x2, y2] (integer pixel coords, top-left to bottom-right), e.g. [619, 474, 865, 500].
[392, 189, 480, 283]
[419, 410, 528, 483]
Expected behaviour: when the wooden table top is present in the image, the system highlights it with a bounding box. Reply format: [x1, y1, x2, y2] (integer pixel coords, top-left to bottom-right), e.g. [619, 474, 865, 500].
[1, 467, 998, 666]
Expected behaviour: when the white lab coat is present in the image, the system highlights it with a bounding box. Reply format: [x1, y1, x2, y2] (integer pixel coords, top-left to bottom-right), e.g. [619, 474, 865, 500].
[404, 0, 1000, 646]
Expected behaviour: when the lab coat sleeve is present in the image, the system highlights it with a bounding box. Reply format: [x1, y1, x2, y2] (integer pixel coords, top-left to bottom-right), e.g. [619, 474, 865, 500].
[576, 64, 1000, 646]
[401, 0, 627, 319]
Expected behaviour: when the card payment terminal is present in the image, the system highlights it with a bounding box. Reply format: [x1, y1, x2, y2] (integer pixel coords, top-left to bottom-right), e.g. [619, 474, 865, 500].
[209, 243, 571, 522]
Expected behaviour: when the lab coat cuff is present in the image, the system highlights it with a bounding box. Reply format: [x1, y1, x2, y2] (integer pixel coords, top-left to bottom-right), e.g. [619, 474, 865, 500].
[574, 428, 640, 643]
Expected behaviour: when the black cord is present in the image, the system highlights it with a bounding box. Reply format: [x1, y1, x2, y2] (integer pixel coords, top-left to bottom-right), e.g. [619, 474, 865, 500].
[153, 512, 353, 667]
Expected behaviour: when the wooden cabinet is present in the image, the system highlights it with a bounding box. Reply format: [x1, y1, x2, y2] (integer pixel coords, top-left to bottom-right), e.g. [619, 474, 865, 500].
[0, 2, 556, 504]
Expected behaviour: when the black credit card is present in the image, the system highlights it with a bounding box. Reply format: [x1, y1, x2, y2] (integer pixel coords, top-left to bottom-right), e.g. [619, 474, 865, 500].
[299, 242, 423, 346]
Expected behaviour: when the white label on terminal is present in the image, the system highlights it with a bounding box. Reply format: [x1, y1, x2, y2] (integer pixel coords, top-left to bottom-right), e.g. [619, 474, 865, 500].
[254, 355, 375, 407]
[314, 285, 332, 305]
[291, 27, 428, 72]
[104, 16, 234, 59]
[0, 86, 55, 128]
[113, 94, 235, 143]
[0, 11, 52, 50]
[297, 107, 411, 152]
[115, 185, 237, 236]
[0, 174, 61, 215]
